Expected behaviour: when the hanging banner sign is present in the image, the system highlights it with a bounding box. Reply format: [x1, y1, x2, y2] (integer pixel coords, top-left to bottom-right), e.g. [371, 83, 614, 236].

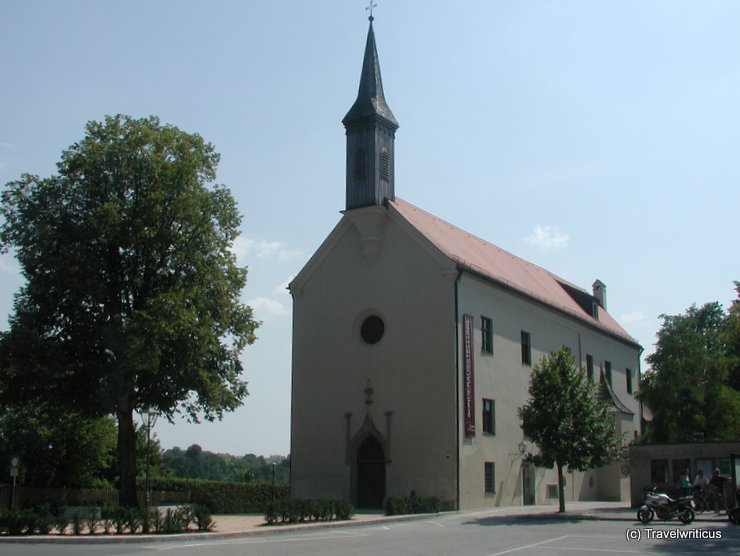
[463, 314, 476, 437]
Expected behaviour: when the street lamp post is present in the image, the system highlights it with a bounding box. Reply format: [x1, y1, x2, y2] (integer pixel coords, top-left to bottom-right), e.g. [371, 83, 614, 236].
[142, 407, 159, 511]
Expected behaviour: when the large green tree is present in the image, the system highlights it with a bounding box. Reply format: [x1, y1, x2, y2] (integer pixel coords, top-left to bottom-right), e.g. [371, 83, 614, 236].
[0, 115, 258, 506]
[637, 286, 740, 443]
[518, 346, 622, 512]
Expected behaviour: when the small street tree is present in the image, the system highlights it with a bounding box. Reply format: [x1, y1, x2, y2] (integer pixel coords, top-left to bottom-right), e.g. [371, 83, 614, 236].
[518, 346, 622, 512]
[0, 115, 259, 506]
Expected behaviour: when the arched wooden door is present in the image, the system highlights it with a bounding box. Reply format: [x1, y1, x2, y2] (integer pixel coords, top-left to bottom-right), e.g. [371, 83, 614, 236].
[356, 436, 385, 509]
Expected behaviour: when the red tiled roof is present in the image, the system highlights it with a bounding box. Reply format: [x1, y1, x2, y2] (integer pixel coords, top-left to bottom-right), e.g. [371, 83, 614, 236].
[389, 198, 638, 346]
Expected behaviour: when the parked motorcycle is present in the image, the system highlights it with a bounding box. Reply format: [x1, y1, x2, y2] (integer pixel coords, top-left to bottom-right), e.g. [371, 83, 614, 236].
[637, 486, 695, 524]
[729, 489, 740, 525]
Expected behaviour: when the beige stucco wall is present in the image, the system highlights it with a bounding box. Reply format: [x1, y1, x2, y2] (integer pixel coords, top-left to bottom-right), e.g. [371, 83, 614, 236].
[290, 207, 458, 507]
[456, 273, 641, 508]
[290, 205, 641, 510]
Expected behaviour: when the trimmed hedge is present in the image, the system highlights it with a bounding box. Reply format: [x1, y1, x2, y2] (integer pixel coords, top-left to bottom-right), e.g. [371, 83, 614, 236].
[385, 495, 440, 516]
[148, 477, 289, 513]
[264, 499, 354, 525]
[0, 504, 214, 536]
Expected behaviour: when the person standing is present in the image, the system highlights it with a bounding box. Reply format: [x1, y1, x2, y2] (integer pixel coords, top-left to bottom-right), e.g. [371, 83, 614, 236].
[680, 469, 692, 494]
[693, 469, 708, 490]
[709, 469, 729, 513]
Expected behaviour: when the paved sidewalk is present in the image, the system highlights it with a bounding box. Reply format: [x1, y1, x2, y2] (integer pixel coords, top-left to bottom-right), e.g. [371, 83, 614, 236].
[210, 501, 626, 534]
[0, 501, 732, 543]
[204, 500, 734, 535]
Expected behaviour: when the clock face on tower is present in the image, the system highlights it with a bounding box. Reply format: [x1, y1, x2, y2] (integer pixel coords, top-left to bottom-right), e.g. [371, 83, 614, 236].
[360, 315, 385, 345]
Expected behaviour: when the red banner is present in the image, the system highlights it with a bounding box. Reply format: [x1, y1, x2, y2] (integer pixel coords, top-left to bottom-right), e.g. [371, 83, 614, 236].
[463, 314, 476, 437]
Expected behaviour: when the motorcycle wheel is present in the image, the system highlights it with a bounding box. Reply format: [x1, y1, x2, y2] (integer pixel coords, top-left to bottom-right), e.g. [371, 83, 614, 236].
[679, 507, 695, 524]
[729, 508, 740, 525]
[637, 507, 654, 524]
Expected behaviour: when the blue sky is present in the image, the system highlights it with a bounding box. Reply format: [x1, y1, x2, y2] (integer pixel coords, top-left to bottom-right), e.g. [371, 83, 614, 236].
[1, 1, 738, 457]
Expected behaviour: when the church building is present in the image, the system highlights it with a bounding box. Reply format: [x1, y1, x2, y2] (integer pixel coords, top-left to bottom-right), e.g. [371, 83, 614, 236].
[289, 18, 642, 510]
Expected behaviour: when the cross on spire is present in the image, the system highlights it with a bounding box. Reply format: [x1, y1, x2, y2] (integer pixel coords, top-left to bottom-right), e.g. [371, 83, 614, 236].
[366, 1, 377, 21]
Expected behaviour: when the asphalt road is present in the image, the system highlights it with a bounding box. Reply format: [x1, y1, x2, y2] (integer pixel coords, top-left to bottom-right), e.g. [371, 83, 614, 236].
[0, 512, 737, 556]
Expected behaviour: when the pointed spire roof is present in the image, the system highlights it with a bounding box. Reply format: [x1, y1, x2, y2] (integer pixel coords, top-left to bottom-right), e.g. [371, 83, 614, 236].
[342, 19, 398, 129]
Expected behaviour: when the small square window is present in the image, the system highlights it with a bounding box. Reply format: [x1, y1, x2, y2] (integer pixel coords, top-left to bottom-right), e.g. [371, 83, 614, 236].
[521, 331, 531, 366]
[481, 317, 493, 354]
[482, 398, 495, 435]
[484, 462, 495, 494]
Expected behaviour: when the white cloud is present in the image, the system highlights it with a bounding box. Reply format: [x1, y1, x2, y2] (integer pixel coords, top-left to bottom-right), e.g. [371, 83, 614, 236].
[247, 296, 290, 318]
[523, 225, 570, 251]
[620, 310, 648, 325]
[0, 142, 13, 149]
[232, 237, 302, 263]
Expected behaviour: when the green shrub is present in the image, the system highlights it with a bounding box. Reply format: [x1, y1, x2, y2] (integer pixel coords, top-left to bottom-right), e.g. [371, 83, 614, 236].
[1, 509, 34, 535]
[124, 508, 141, 534]
[0, 508, 60, 536]
[34, 513, 55, 535]
[334, 500, 354, 521]
[101, 516, 114, 535]
[71, 512, 84, 535]
[86, 509, 99, 535]
[311, 499, 333, 521]
[264, 502, 278, 525]
[385, 496, 408, 516]
[55, 514, 70, 535]
[191, 504, 215, 532]
[385, 495, 439, 516]
[263, 499, 353, 525]
[112, 508, 127, 534]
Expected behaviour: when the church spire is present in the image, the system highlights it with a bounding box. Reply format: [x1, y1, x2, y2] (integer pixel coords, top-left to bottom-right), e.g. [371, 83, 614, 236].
[343, 16, 398, 210]
[343, 19, 398, 129]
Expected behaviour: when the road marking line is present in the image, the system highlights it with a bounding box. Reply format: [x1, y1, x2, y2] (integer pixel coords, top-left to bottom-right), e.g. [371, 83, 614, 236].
[429, 520, 446, 528]
[156, 531, 366, 551]
[549, 548, 640, 554]
[330, 529, 368, 536]
[486, 535, 570, 556]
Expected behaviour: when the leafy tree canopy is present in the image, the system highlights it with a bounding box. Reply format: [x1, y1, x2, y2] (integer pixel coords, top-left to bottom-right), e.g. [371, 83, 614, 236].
[519, 346, 622, 512]
[637, 283, 740, 443]
[0, 405, 116, 488]
[0, 115, 259, 505]
[160, 445, 289, 484]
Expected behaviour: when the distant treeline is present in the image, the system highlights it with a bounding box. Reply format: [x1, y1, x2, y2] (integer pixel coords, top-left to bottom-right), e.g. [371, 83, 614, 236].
[159, 444, 290, 484]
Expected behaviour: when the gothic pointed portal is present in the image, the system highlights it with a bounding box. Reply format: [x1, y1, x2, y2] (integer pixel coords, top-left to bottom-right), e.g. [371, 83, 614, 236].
[356, 435, 386, 508]
[343, 18, 399, 211]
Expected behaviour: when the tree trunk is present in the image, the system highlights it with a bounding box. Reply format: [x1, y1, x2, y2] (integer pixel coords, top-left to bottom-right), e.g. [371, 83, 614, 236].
[116, 402, 138, 507]
[557, 461, 566, 513]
